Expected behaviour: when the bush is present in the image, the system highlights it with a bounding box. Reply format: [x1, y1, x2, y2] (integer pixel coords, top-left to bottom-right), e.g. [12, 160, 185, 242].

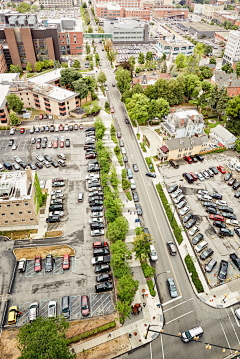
[67, 321, 116, 344]
[114, 145, 120, 155]
[122, 178, 130, 190]
[145, 157, 155, 172]
[95, 116, 106, 140]
[147, 279, 156, 296]
[126, 191, 132, 201]
[141, 261, 156, 277]
[140, 142, 147, 152]
[156, 183, 183, 245]
[137, 133, 140, 140]
[116, 154, 123, 166]
[122, 168, 127, 179]
[185, 255, 204, 293]
[0, 126, 10, 130]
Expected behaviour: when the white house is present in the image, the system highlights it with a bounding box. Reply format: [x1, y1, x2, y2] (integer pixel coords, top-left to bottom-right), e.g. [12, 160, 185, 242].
[160, 108, 205, 139]
[210, 125, 237, 148]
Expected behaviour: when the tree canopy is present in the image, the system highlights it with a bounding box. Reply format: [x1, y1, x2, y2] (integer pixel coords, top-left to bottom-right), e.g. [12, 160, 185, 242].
[60, 68, 82, 88]
[7, 94, 24, 113]
[115, 66, 131, 94]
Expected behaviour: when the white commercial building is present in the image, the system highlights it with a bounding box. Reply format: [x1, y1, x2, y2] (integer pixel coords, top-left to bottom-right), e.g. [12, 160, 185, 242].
[103, 19, 149, 42]
[156, 38, 195, 61]
[222, 30, 240, 68]
[202, 4, 224, 19]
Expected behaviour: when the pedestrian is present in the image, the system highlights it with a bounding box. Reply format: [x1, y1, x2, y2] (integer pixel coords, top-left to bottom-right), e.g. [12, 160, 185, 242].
[143, 302, 146, 307]
[128, 209, 130, 213]
[108, 333, 111, 337]
[142, 294, 145, 298]
[156, 303, 161, 308]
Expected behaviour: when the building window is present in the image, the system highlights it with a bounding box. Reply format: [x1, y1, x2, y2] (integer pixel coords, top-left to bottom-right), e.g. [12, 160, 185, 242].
[21, 219, 26, 222]
[24, 203, 29, 206]
[30, 219, 34, 221]
[178, 154, 181, 157]
[13, 220, 17, 223]
[27, 211, 32, 214]
[19, 212, 23, 215]
[16, 204, 20, 206]
[1, 213, 5, 216]
[4, 221, 8, 224]
[179, 149, 182, 152]
[7, 204, 10, 207]
[10, 213, 14, 216]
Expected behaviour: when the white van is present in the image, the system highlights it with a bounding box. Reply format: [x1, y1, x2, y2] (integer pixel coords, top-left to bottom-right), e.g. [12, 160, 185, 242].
[181, 327, 204, 343]
[130, 179, 136, 190]
[149, 245, 158, 261]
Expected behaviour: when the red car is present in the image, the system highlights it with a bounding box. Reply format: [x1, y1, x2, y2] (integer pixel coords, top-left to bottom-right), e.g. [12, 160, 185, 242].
[110, 105, 114, 113]
[60, 140, 64, 148]
[36, 143, 41, 149]
[217, 166, 226, 174]
[39, 114, 43, 120]
[62, 254, 70, 270]
[80, 124, 83, 129]
[86, 153, 97, 159]
[210, 214, 224, 222]
[53, 136, 58, 148]
[20, 128, 25, 134]
[189, 172, 198, 181]
[183, 156, 193, 164]
[34, 255, 42, 272]
[93, 241, 108, 248]
[81, 295, 90, 316]
[59, 124, 64, 131]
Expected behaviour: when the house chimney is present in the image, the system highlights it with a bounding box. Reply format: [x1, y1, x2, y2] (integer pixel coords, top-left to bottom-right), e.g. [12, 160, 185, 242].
[191, 115, 194, 120]
[181, 119, 184, 126]
[229, 81, 232, 86]
[172, 109, 174, 113]
[199, 108, 201, 114]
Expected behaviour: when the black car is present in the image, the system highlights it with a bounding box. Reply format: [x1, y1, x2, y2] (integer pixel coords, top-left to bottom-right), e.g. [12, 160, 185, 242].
[9, 139, 14, 146]
[219, 228, 234, 237]
[182, 213, 193, 223]
[91, 206, 103, 212]
[95, 264, 110, 273]
[206, 207, 220, 215]
[88, 196, 103, 202]
[233, 182, 240, 190]
[184, 219, 196, 229]
[96, 273, 111, 282]
[44, 155, 52, 162]
[51, 161, 59, 168]
[19, 161, 27, 169]
[35, 162, 43, 169]
[28, 162, 37, 170]
[213, 221, 226, 228]
[146, 172, 156, 178]
[91, 223, 105, 230]
[218, 260, 228, 280]
[125, 118, 129, 124]
[203, 202, 217, 208]
[42, 142, 47, 149]
[209, 166, 218, 175]
[191, 233, 203, 245]
[168, 184, 178, 193]
[234, 191, 240, 198]
[135, 203, 142, 215]
[95, 282, 113, 293]
[205, 258, 217, 273]
[66, 139, 70, 147]
[218, 206, 233, 214]
[84, 145, 96, 150]
[88, 166, 100, 172]
[206, 169, 214, 177]
[210, 193, 222, 200]
[85, 127, 95, 132]
[200, 248, 214, 260]
[50, 125, 55, 132]
[229, 253, 240, 270]
[189, 155, 197, 163]
[49, 205, 63, 211]
[132, 192, 139, 202]
[45, 254, 54, 272]
[195, 154, 204, 162]
[93, 248, 110, 257]
[88, 183, 101, 189]
[169, 160, 179, 169]
[46, 216, 60, 223]
[224, 173, 232, 181]
[235, 227, 240, 237]
[221, 212, 236, 220]
[69, 125, 73, 131]
[89, 200, 104, 207]
[40, 126, 45, 132]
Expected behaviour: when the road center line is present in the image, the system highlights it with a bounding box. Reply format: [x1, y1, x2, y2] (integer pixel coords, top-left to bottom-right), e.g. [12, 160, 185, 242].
[165, 310, 195, 325]
[162, 296, 182, 307]
[231, 308, 240, 328]
[219, 319, 232, 353]
[226, 308, 240, 345]
[163, 297, 193, 312]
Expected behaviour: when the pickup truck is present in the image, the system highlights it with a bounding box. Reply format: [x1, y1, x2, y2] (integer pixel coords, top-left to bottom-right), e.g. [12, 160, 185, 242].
[18, 258, 27, 272]
[91, 255, 111, 266]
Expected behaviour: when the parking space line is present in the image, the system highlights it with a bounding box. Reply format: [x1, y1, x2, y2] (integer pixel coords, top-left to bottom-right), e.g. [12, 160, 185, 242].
[53, 257, 63, 274]
[16, 302, 30, 327]
[71, 257, 76, 273]
[25, 260, 36, 278]
[220, 319, 232, 353]
[40, 299, 50, 318]
[70, 295, 81, 320]
[226, 308, 240, 345]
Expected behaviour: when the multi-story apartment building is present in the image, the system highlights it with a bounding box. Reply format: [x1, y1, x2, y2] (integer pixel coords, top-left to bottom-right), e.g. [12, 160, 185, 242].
[222, 30, 240, 69]
[93, 0, 141, 8]
[0, 169, 39, 229]
[104, 19, 149, 42]
[156, 38, 195, 61]
[202, 3, 224, 19]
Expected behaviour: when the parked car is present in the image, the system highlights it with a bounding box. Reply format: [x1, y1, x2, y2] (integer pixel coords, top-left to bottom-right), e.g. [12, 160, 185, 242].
[219, 228, 234, 237]
[34, 256, 41, 272]
[228, 178, 236, 186]
[189, 226, 199, 236]
[45, 254, 53, 272]
[48, 301, 57, 318]
[185, 219, 196, 229]
[209, 214, 224, 221]
[135, 203, 142, 215]
[209, 166, 219, 175]
[29, 302, 39, 322]
[217, 166, 226, 174]
[182, 213, 193, 223]
[195, 240, 208, 253]
[224, 173, 232, 181]
[179, 206, 190, 216]
[62, 254, 70, 270]
[191, 233, 203, 245]
[81, 295, 90, 316]
[205, 258, 217, 272]
[200, 248, 214, 260]
[213, 221, 226, 229]
[230, 253, 240, 270]
[95, 282, 113, 292]
[168, 184, 178, 193]
[210, 193, 222, 200]
[218, 260, 228, 281]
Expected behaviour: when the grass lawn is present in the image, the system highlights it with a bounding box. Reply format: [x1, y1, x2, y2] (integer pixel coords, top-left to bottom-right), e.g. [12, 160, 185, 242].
[0, 229, 38, 240]
[204, 117, 226, 135]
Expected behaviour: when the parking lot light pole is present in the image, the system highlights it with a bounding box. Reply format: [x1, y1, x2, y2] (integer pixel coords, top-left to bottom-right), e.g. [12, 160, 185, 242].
[153, 271, 170, 290]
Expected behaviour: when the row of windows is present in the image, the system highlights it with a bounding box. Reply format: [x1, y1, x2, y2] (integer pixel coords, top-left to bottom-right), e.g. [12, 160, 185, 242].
[179, 147, 193, 152]
[1, 211, 32, 216]
[3, 219, 35, 224]
[0, 203, 29, 207]
[178, 152, 192, 158]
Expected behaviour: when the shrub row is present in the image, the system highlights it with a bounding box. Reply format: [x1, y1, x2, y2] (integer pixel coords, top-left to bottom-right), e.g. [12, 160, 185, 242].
[140, 142, 147, 152]
[147, 279, 156, 297]
[122, 168, 127, 179]
[0, 126, 10, 130]
[67, 321, 116, 345]
[145, 157, 155, 172]
[185, 255, 204, 293]
[156, 183, 183, 245]
[141, 261, 155, 278]
[126, 191, 132, 201]
[122, 178, 130, 191]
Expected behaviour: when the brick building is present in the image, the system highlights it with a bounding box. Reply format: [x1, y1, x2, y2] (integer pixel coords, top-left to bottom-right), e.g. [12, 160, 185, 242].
[0, 44, 7, 73]
[153, 7, 189, 19]
[95, 3, 150, 19]
[211, 70, 240, 97]
[214, 31, 229, 42]
[94, 0, 141, 7]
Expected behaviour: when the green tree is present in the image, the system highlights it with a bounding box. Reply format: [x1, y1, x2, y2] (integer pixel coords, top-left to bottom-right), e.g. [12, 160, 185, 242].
[204, 45, 213, 56]
[108, 49, 117, 65]
[17, 316, 75, 359]
[138, 52, 145, 64]
[121, 89, 133, 103]
[107, 216, 129, 242]
[222, 63, 233, 74]
[72, 78, 89, 105]
[161, 53, 167, 62]
[95, 53, 100, 65]
[209, 57, 217, 65]
[111, 241, 131, 268]
[226, 96, 240, 135]
[199, 65, 213, 80]
[135, 67, 141, 73]
[60, 68, 82, 88]
[115, 300, 132, 324]
[115, 66, 131, 94]
[194, 42, 205, 64]
[175, 53, 187, 70]
[132, 232, 153, 261]
[129, 55, 135, 69]
[49, 59, 54, 68]
[216, 87, 229, 119]
[236, 61, 240, 77]
[148, 98, 170, 119]
[7, 2, 11, 7]
[161, 60, 167, 73]
[34, 61, 42, 72]
[62, 63, 68, 68]
[98, 26, 104, 33]
[10, 64, 22, 74]
[144, 84, 158, 100]
[88, 26, 93, 33]
[82, 1, 87, 7]
[235, 137, 240, 153]
[97, 70, 107, 85]
[17, 2, 31, 12]
[117, 275, 139, 302]
[132, 83, 143, 95]
[9, 110, 20, 126]
[182, 74, 202, 101]
[146, 51, 153, 62]
[72, 59, 81, 69]
[26, 62, 32, 72]
[84, 75, 96, 95]
[7, 94, 24, 113]
[43, 59, 49, 68]
[126, 93, 149, 125]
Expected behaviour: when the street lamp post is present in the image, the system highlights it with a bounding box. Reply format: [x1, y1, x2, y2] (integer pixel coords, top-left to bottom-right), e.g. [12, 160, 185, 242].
[153, 271, 170, 290]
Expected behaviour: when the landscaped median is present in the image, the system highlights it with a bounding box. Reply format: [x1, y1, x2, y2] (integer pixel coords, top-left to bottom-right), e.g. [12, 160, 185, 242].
[156, 183, 183, 245]
[145, 157, 155, 172]
[67, 321, 116, 345]
[184, 255, 204, 293]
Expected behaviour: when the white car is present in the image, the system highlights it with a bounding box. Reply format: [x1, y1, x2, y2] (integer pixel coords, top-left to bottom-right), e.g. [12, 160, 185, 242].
[91, 212, 103, 218]
[235, 165, 240, 172]
[171, 189, 182, 198]
[10, 128, 15, 135]
[226, 219, 239, 226]
[91, 229, 104, 236]
[179, 206, 190, 216]
[48, 141, 52, 148]
[64, 125, 69, 131]
[51, 190, 63, 195]
[197, 190, 208, 195]
[43, 160, 51, 168]
[189, 226, 199, 236]
[14, 156, 21, 164]
[48, 301, 57, 318]
[86, 173, 100, 180]
[177, 200, 187, 209]
[174, 194, 185, 204]
[12, 144, 17, 150]
[201, 171, 209, 179]
[150, 244, 158, 261]
[198, 195, 212, 201]
[89, 218, 103, 223]
[227, 163, 235, 171]
[55, 126, 59, 132]
[195, 172, 205, 181]
[49, 211, 64, 217]
[216, 200, 227, 206]
[36, 154, 44, 162]
[195, 240, 208, 253]
[51, 194, 64, 200]
[235, 308, 240, 320]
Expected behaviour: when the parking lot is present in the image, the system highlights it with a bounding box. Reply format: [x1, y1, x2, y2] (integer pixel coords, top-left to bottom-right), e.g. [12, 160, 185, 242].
[114, 44, 156, 64]
[160, 151, 240, 288]
[2, 126, 115, 326]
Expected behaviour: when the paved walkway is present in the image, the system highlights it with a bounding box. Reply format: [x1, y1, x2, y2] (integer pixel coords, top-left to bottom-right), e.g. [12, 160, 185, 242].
[33, 179, 52, 239]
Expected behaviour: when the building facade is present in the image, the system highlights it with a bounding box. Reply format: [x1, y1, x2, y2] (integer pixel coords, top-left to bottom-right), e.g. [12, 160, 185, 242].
[202, 4, 224, 19]
[211, 70, 240, 97]
[153, 7, 189, 19]
[93, 0, 141, 8]
[95, 3, 150, 20]
[104, 19, 149, 42]
[0, 169, 39, 229]
[210, 125, 236, 148]
[222, 30, 240, 68]
[58, 30, 83, 56]
[39, 0, 73, 8]
[156, 38, 195, 61]
[214, 31, 229, 42]
[0, 44, 7, 73]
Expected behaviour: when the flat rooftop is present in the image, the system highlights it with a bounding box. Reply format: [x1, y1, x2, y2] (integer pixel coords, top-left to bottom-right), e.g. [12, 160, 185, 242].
[0, 170, 34, 200]
[31, 83, 78, 102]
[0, 73, 19, 83]
[190, 23, 228, 31]
[28, 68, 62, 85]
[0, 84, 10, 108]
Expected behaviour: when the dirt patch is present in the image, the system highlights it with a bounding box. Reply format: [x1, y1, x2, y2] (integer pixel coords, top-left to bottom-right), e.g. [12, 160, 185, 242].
[0, 328, 20, 359]
[76, 335, 131, 359]
[45, 231, 63, 238]
[0, 229, 38, 240]
[14, 245, 75, 260]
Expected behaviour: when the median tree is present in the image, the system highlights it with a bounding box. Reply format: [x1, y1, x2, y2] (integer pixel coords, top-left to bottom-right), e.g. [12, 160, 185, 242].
[7, 94, 24, 113]
[115, 66, 131, 94]
[9, 110, 20, 126]
[146, 51, 153, 62]
[138, 52, 145, 64]
[97, 70, 107, 86]
[107, 216, 129, 242]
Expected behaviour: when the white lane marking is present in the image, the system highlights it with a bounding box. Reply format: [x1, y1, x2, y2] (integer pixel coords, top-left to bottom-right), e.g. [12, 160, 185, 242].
[231, 308, 240, 328]
[226, 308, 240, 345]
[163, 298, 193, 312]
[162, 296, 182, 307]
[165, 310, 195, 325]
[160, 334, 165, 359]
[219, 320, 232, 353]
[150, 342, 152, 359]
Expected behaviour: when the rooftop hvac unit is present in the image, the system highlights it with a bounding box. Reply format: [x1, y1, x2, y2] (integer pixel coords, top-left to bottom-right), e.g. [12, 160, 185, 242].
[18, 15, 26, 25]
[28, 15, 37, 26]
[9, 15, 18, 26]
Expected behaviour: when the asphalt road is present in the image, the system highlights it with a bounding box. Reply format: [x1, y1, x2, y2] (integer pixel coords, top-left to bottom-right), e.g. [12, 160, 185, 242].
[96, 43, 240, 358]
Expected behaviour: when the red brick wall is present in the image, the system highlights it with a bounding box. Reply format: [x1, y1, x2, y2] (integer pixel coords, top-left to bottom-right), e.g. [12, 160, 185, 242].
[4, 28, 22, 69]
[153, 8, 189, 18]
[46, 38, 55, 60]
[0, 45, 7, 73]
[21, 28, 36, 69]
[59, 31, 83, 55]
[124, 9, 150, 20]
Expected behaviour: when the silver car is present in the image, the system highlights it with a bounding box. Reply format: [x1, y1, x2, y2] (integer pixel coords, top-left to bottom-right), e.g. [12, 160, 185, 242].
[29, 302, 39, 322]
[48, 301, 57, 318]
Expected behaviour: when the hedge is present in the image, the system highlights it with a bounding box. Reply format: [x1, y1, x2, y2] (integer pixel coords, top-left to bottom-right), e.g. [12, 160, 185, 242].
[116, 154, 123, 166]
[0, 126, 10, 130]
[140, 142, 147, 152]
[145, 157, 155, 172]
[122, 168, 127, 179]
[147, 279, 156, 296]
[141, 261, 155, 277]
[126, 191, 132, 201]
[67, 321, 116, 345]
[185, 255, 204, 293]
[156, 183, 183, 245]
